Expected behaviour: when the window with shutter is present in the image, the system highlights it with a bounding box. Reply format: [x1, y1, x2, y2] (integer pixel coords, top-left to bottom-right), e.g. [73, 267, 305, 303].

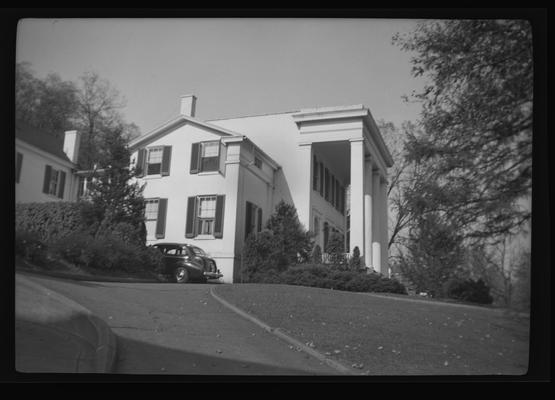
[146, 147, 163, 175]
[145, 198, 160, 240]
[161, 146, 172, 176]
[200, 141, 220, 172]
[155, 198, 168, 239]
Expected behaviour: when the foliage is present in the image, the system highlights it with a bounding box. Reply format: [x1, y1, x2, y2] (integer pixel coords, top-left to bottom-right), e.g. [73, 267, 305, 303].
[49, 233, 162, 273]
[241, 230, 281, 282]
[348, 246, 363, 271]
[265, 200, 314, 266]
[443, 278, 494, 305]
[16, 62, 79, 140]
[15, 230, 49, 265]
[397, 212, 465, 297]
[311, 244, 322, 264]
[393, 20, 532, 245]
[277, 264, 407, 294]
[325, 231, 346, 266]
[15, 202, 88, 243]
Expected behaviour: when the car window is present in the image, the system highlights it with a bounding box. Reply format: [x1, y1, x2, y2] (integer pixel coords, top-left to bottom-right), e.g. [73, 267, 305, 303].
[165, 248, 181, 256]
[190, 246, 206, 257]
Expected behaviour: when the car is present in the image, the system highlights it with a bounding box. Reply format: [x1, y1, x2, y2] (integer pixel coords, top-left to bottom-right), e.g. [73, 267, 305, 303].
[150, 242, 223, 283]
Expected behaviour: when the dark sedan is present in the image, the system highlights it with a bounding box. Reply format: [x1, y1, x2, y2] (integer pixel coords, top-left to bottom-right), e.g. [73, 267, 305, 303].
[150, 242, 223, 283]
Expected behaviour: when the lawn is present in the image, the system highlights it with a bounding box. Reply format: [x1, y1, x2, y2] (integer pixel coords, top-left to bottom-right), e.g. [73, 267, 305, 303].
[213, 284, 529, 376]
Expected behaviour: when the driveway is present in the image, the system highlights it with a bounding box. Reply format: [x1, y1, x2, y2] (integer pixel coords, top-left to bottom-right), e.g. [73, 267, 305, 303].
[18, 273, 338, 375]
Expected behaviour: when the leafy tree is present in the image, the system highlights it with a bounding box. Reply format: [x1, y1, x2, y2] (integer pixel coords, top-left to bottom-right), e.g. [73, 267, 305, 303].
[311, 244, 322, 264]
[348, 246, 362, 271]
[393, 20, 532, 245]
[85, 125, 146, 245]
[398, 212, 465, 297]
[265, 200, 313, 267]
[241, 230, 280, 282]
[15, 62, 78, 139]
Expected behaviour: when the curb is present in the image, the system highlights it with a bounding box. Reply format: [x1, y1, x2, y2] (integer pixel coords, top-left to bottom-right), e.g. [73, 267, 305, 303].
[16, 274, 118, 373]
[209, 286, 357, 375]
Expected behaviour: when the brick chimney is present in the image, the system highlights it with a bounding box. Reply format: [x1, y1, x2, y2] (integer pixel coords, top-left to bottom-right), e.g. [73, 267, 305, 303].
[180, 94, 197, 118]
[63, 130, 81, 164]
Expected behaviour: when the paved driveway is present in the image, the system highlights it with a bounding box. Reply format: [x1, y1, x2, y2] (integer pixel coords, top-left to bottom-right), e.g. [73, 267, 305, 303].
[20, 274, 338, 375]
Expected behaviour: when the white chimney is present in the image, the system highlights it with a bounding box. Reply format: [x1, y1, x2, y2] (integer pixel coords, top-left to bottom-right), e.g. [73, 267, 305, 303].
[180, 94, 197, 117]
[63, 130, 81, 164]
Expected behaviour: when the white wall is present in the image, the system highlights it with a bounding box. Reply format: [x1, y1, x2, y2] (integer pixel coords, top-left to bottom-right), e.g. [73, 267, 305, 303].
[15, 140, 79, 203]
[131, 122, 276, 283]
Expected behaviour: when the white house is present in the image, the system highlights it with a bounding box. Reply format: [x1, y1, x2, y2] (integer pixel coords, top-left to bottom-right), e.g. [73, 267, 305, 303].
[15, 122, 82, 204]
[129, 95, 393, 283]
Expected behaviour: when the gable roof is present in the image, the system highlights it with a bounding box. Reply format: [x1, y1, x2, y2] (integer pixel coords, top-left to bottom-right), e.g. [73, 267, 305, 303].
[128, 114, 243, 150]
[15, 122, 72, 164]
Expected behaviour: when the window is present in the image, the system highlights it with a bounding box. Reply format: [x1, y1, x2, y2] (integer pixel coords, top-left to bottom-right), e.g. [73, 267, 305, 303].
[245, 201, 263, 239]
[254, 155, 262, 169]
[200, 141, 220, 172]
[144, 199, 160, 239]
[42, 165, 66, 198]
[146, 147, 163, 175]
[197, 195, 217, 235]
[185, 195, 225, 238]
[314, 216, 320, 237]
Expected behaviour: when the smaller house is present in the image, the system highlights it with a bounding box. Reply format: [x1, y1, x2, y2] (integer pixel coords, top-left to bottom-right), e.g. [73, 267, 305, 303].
[15, 122, 82, 203]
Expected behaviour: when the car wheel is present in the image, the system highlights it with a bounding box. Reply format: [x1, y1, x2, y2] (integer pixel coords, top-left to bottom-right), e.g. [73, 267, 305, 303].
[175, 267, 189, 283]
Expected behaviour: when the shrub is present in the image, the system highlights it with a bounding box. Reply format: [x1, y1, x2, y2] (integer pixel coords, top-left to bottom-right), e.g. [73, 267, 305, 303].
[311, 244, 322, 264]
[15, 230, 48, 265]
[50, 233, 162, 274]
[15, 202, 87, 243]
[325, 232, 346, 266]
[444, 278, 494, 304]
[349, 246, 363, 271]
[274, 264, 407, 294]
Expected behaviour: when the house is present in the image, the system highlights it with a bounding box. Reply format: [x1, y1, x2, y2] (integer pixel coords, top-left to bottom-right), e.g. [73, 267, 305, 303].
[15, 122, 82, 204]
[129, 95, 394, 283]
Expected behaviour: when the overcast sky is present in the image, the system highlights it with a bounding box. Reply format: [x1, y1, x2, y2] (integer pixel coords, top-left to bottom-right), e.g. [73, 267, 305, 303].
[16, 18, 427, 135]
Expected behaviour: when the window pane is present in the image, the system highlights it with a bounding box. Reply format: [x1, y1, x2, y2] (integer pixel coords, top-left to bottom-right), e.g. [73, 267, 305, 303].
[198, 196, 216, 218]
[148, 147, 163, 163]
[145, 199, 159, 220]
[147, 163, 161, 175]
[201, 157, 219, 172]
[201, 142, 219, 157]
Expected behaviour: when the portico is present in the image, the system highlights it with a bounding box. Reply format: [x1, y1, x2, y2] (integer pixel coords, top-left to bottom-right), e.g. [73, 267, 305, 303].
[292, 105, 393, 273]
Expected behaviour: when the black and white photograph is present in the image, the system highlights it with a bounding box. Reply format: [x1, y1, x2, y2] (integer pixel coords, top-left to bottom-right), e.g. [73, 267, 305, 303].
[7, 9, 549, 382]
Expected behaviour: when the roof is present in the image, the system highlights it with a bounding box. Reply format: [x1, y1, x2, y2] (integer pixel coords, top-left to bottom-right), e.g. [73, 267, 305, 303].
[15, 122, 72, 164]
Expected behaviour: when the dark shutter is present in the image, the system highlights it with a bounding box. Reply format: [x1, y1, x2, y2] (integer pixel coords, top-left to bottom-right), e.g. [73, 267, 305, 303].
[331, 175, 335, 206]
[42, 165, 52, 194]
[257, 208, 262, 232]
[214, 195, 225, 238]
[185, 196, 197, 238]
[57, 171, 66, 199]
[155, 198, 168, 239]
[190, 142, 200, 174]
[335, 179, 340, 210]
[245, 201, 253, 239]
[136, 148, 146, 177]
[161, 146, 172, 176]
[16, 152, 23, 183]
[313, 155, 318, 191]
[219, 142, 226, 174]
[319, 162, 324, 196]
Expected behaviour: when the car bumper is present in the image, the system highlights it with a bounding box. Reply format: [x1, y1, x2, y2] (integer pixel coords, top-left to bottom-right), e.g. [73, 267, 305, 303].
[203, 271, 223, 279]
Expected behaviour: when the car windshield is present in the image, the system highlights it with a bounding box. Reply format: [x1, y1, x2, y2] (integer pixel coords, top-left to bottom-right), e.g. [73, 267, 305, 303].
[189, 246, 207, 257]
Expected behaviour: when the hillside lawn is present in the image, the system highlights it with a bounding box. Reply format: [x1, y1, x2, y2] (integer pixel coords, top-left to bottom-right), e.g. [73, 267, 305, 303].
[214, 284, 529, 376]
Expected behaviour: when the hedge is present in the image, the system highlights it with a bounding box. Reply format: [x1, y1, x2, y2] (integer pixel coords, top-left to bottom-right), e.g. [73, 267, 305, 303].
[15, 202, 88, 243]
[248, 264, 407, 295]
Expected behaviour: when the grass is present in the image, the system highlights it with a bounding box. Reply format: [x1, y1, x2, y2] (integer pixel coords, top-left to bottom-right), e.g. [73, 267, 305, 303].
[213, 283, 530, 376]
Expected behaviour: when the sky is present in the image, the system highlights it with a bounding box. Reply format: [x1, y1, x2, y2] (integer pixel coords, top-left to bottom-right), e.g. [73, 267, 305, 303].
[16, 18, 427, 135]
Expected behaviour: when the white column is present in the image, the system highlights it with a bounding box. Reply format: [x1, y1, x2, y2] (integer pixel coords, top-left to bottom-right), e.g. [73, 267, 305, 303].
[297, 142, 313, 232]
[372, 169, 382, 274]
[363, 158, 373, 270]
[380, 176, 389, 276]
[349, 139, 365, 264]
